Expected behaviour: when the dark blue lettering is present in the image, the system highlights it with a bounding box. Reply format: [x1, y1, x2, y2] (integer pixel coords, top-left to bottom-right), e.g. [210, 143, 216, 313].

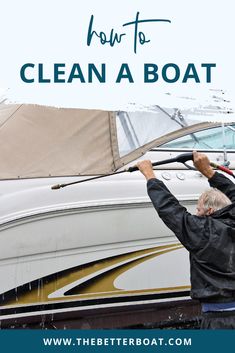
[87, 15, 126, 47]
[162, 63, 180, 83]
[123, 11, 170, 54]
[182, 64, 200, 83]
[144, 64, 159, 82]
[88, 64, 106, 82]
[20, 63, 34, 83]
[68, 64, 85, 83]
[39, 63, 51, 83]
[201, 63, 216, 82]
[116, 64, 134, 83]
[54, 64, 65, 83]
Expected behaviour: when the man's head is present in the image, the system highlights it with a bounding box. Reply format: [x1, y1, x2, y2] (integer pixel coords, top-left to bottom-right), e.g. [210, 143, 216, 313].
[196, 188, 232, 216]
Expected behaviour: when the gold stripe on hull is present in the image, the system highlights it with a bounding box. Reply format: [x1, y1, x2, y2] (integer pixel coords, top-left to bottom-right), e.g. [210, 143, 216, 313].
[3, 243, 189, 306]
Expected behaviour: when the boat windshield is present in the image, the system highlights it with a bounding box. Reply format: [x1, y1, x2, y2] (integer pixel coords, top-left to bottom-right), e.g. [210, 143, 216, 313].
[116, 107, 194, 157]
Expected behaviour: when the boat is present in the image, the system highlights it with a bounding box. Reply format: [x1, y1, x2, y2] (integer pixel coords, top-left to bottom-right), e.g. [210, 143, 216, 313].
[0, 103, 234, 328]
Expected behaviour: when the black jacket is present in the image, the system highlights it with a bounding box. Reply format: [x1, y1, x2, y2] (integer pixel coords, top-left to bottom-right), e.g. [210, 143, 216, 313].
[147, 172, 235, 302]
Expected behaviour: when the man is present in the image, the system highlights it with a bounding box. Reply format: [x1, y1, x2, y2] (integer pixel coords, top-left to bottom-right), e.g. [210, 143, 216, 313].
[137, 151, 235, 329]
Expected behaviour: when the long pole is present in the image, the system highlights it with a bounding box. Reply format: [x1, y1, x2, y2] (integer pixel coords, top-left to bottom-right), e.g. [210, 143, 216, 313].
[51, 152, 234, 190]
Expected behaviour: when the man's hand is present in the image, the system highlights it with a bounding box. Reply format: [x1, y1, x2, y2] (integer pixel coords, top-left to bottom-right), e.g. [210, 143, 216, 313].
[193, 151, 215, 179]
[136, 160, 156, 180]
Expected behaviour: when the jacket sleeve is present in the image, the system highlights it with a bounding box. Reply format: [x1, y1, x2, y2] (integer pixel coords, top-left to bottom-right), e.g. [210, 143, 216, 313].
[147, 178, 209, 252]
[208, 172, 235, 202]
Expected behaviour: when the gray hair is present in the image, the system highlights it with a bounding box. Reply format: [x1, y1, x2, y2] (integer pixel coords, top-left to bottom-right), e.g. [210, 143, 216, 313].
[199, 188, 232, 212]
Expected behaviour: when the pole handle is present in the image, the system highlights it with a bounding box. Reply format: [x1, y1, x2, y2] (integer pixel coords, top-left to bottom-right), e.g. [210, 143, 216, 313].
[127, 152, 193, 173]
[127, 165, 139, 172]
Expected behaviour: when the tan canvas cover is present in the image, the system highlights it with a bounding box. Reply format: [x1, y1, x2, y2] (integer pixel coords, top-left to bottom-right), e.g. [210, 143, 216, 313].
[0, 103, 217, 179]
[0, 104, 121, 179]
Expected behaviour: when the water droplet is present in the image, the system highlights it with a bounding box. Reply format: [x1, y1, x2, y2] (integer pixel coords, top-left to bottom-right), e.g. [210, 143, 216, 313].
[15, 288, 18, 302]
